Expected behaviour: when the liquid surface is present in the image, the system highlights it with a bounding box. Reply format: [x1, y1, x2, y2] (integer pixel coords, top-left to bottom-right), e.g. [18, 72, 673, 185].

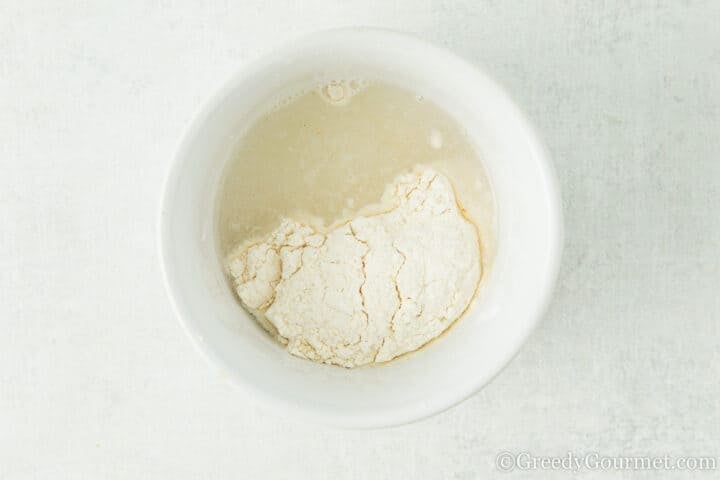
[217, 81, 496, 267]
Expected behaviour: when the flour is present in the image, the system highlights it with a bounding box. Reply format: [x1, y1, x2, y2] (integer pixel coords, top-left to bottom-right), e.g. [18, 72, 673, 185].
[226, 166, 482, 367]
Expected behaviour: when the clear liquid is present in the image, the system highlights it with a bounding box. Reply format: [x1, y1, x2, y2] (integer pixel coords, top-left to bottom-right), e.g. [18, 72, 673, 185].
[217, 80, 496, 267]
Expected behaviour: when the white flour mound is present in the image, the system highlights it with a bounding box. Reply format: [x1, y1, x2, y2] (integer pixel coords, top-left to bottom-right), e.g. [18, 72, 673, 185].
[226, 166, 482, 368]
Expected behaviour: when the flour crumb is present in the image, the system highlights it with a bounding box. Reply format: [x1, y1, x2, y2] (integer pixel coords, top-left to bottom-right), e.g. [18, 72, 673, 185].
[226, 166, 482, 367]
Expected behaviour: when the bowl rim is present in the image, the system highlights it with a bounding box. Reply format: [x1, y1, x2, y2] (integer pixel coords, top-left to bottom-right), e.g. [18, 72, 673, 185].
[158, 27, 564, 428]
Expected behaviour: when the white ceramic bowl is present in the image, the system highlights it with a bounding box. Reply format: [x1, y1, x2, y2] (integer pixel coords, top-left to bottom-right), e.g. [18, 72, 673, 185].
[159, 28, 563, 428]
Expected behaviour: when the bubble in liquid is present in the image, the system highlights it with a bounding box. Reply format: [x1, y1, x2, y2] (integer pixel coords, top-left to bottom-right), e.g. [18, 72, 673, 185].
[269, 77, 371, 111]
[322, 81, 348, 104]
[317, 78, 370, 106]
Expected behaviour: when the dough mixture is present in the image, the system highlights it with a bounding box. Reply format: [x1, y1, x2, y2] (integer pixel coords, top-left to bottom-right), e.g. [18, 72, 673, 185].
[226, 166, 482, 367]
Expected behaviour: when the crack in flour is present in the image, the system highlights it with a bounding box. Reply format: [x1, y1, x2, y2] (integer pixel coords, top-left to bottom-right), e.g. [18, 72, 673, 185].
[226, 166, 483, 367]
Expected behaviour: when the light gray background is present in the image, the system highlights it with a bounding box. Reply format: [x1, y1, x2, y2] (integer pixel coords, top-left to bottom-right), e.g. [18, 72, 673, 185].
[2, 1, 719, 478]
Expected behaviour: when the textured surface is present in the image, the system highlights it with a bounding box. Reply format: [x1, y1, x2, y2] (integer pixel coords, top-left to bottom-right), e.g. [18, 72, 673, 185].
[1, 1, 719, 478]
[227, 168, 481, 367]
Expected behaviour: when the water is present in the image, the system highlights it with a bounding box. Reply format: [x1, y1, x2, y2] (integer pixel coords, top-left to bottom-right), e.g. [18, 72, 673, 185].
[217, 80, 496, 268]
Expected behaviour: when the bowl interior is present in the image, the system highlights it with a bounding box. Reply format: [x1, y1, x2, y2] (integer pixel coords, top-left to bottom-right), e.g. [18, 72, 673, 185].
[160, 29, 562, 428]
